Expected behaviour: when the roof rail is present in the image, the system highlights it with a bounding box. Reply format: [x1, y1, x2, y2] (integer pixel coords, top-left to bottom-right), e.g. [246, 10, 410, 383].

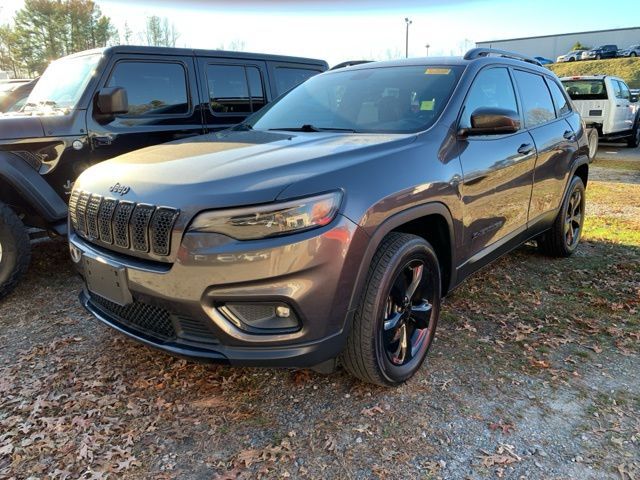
[330, 60, 373, 70]
[464, 48, 542, 67]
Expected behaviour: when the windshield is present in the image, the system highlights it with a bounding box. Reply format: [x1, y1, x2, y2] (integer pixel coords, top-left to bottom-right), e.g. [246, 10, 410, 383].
[562, 80, 607, 100]
[25, 53, 101, 112]
[247, 65, 464, 134]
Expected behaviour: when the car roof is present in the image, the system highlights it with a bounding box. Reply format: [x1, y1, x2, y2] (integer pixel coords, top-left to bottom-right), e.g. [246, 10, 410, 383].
[560, 75, 624, 82]
[328, 54, 554, 76]
[60, 45, 328, 67]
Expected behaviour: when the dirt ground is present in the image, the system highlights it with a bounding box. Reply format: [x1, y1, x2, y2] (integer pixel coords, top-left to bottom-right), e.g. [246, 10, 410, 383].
[1, 150, 639, 479]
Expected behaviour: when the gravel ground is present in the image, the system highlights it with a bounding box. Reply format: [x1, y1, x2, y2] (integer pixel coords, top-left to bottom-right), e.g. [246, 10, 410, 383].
[1, 165, 639, 479]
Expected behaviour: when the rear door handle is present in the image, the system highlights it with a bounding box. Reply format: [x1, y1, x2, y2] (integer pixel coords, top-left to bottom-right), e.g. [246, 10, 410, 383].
[563, 130, 576, 141]
[517, 143, 534, 155]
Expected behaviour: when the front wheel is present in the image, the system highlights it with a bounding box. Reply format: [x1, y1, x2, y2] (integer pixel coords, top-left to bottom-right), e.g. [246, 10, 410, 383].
[631, 52, 637, 57]
[0, 202, 31, 299]
[595, 54, 601, 60]
[538, 176, 586, 257]
[342, 232, 441, 386]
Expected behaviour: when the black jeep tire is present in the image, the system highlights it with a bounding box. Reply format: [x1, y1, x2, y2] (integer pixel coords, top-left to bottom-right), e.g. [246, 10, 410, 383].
[538, 176, 586, 257]
[0, 202, 31, 299]
[342, 232, 441, 386]
[627, 117, 640, 148]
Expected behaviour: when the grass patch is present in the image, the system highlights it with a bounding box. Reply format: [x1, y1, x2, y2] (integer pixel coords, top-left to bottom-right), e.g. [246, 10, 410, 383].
[548, 57, 640, 89]
[592, 159, 640, 172]
[583, 216, 640, 245]
[587, 180, 640, 208]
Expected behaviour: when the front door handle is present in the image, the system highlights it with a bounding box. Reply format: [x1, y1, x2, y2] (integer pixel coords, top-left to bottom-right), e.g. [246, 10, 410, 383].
[563, 130, 576, 141]
[517, 143, 534, 155]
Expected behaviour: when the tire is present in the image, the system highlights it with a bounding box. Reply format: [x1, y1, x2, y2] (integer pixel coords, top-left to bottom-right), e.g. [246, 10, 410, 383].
[342, 232, 441, 386]
[0, 202, 31, 300]
[538, 176, 586, 257]
[569, 57, 575, 62]
[631, 52, 637, 57]
[587, 128, 599, 160]
[627, 118, 639, 148]
[595, 54, 601, 60]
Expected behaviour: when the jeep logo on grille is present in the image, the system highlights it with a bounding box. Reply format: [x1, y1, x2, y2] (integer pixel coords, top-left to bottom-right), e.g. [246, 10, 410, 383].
[109, 183, 130, 196]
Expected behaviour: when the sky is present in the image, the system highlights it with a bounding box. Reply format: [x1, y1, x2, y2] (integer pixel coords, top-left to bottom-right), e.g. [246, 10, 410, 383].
[0, 0, 637, 66]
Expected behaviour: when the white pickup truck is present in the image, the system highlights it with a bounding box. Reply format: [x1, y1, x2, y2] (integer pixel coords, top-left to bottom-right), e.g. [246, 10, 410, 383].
[561, 75, 640, 148]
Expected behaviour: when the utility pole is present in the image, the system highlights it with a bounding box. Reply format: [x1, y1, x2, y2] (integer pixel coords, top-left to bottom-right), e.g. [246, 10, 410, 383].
[425, 44, 430, 56]
[405, 17, 412, 58]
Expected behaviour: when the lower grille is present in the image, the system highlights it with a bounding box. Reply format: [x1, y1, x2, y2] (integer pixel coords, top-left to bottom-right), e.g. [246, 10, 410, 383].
[89, 293, 177, 340]
[87, 292, 220, 345]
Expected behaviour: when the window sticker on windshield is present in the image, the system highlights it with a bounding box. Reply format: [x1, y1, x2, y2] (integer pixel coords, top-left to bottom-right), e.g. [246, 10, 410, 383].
[420, 99, 435, 110]
[425, 68, 451, 75]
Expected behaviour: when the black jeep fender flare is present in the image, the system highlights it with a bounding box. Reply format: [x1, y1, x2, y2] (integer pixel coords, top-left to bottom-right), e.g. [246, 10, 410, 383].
[347, 201, 457, 313]
[0, 151, 68, 224]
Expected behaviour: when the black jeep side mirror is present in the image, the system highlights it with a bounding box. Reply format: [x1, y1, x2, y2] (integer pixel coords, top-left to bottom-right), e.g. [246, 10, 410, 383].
[97, 87, 129, 115]
[462, 107, 520, 136]
[631, 94, 638, 103]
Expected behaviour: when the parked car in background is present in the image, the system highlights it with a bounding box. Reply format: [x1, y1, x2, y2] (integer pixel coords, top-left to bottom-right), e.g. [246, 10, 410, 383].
[561, 75, 640, 147]
[556, 49, 586, 63]
[0, 78, 38, 113]
[581, 45, 618, 60]
[618, 44, 640, 57]
[0, 45, 328, 298]
[68, 48, 590, 386]
[534, 56, 554, 65]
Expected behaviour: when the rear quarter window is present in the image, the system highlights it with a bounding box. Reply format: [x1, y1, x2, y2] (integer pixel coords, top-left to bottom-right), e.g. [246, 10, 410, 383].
[546, 79, 571, 116]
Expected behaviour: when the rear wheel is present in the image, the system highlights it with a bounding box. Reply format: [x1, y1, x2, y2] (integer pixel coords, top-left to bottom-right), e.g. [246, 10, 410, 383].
[0, 202, 31, 299]
[587, 128, 599, 160]
[342, 233, 441, 386]
[538, 176, 585, 257]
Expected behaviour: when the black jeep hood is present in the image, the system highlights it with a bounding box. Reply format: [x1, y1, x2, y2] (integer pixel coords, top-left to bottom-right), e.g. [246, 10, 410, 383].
[0, 115, 45, 140]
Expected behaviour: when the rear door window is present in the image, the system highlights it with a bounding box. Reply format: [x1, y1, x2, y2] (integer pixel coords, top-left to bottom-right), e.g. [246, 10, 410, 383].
[459, 67, 518, 130]
[274, 67, 321, 95]
[545, 79, 570, 117]
[513, 70, 555, 128]
[206, 64, 266, 114]
[107, 61, 189, 116]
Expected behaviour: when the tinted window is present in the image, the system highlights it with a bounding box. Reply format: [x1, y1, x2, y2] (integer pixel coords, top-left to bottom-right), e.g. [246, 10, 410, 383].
[247, 67, 266, 111]
[207, 64, 251, 114]
[513, 70, 555, 127]
[249, 65, 463, 134]
[546, 79, 570, 116]
[274, 67, 320, 95]
[460, 67, 518, 129]
[107, 62, 188, 116]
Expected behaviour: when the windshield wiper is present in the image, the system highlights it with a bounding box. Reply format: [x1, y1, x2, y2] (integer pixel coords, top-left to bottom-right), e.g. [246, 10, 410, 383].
[268, 124, 356, 133]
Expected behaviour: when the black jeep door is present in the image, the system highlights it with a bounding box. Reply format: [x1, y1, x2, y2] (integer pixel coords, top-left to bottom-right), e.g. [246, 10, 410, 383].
[457, 66, 536, 275]
[85, 53, 204, 166]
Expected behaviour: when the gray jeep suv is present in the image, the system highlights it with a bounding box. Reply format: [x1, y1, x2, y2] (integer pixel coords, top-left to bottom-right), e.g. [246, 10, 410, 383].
[69, 49, 589, 386]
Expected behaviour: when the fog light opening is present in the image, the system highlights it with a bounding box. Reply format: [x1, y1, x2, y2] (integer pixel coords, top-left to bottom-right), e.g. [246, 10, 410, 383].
[218, 302, 300, 334]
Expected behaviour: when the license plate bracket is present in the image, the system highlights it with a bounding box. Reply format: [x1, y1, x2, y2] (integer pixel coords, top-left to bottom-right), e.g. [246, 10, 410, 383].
[83, 256, 132, 306]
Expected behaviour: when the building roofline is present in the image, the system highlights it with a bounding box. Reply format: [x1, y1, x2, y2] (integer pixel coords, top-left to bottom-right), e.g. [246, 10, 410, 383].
[477, 26, 640, 45]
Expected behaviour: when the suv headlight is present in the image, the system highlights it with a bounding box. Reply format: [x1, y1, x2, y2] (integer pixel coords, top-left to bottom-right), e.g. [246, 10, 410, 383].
[188, 191, 343, 240]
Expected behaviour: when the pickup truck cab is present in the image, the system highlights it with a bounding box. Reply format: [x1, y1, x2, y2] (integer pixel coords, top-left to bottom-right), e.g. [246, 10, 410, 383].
[0, 45, 327, 298]
[561, 75, 640, 147]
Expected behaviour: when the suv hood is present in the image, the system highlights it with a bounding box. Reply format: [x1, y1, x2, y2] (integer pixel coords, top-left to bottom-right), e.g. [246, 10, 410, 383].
[0, 115, 45, 140]
[75, 129, 416, 211]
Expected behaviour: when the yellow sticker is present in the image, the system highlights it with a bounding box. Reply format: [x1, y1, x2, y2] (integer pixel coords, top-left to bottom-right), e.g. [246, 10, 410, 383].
[425, 68, 451, 75]
[420, 100, 435, 111]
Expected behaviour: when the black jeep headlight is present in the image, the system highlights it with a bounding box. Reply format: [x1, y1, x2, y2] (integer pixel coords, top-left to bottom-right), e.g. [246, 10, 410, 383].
[188, 191, 342, 240]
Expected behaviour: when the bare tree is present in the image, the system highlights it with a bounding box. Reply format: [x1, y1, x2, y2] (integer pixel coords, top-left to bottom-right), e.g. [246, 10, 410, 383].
[142, 15, 179, 47]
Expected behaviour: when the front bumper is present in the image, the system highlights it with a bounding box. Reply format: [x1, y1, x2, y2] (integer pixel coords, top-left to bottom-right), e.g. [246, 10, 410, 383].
[71, 214, 368, 368]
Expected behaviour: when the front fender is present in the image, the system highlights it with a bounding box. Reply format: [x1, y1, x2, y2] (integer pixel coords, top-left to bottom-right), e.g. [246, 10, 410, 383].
[0, 151, 68, 224]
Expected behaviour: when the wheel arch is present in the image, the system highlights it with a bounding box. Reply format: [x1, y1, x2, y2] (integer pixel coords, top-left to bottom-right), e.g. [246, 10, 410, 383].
[348, 202, 457, 313]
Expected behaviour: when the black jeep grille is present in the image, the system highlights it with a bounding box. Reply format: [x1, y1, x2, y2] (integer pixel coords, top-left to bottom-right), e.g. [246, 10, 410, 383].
[69, 190, 179, 257]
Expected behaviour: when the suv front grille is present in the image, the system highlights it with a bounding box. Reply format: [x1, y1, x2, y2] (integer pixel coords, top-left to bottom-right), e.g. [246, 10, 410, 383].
[69, 190, 179, 257]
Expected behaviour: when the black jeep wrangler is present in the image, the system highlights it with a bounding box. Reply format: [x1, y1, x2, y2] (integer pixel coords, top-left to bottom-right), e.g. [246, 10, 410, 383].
[0, 45, 327, 298]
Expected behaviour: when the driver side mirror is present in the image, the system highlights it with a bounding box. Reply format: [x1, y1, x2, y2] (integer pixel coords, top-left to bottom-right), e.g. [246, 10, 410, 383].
[631, 94, 638, 103]
[96, 86, 128, 115]
[460, 107, 520, 136]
